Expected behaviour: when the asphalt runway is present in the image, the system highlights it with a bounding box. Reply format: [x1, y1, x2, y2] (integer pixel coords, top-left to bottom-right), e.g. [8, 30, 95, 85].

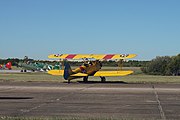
[0, 82, 180, 119]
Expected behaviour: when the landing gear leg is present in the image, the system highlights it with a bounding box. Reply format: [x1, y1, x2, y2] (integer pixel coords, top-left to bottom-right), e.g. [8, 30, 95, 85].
[100, 76, 106, 82]
[83, 76, 88, 82]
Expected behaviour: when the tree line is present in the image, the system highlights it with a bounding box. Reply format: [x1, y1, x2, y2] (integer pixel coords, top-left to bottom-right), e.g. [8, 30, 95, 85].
[0, 58, 148, 67]
[141, 54, 180, 76]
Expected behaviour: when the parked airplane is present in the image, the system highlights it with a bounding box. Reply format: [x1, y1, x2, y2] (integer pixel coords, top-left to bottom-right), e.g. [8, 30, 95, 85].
[0, 62, 12, 70]
[17, 56, 53, 72]
[48, 54, 137, 83]
[18, 62, 54, 72]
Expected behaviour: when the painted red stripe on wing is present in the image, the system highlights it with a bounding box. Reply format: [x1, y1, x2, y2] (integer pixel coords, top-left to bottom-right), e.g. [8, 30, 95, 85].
[103, 54, 115, 59]
[66, 54, 76, 59]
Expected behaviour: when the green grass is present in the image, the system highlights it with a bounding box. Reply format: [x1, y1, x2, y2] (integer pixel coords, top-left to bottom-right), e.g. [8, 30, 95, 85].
[0, 72, 62, 82]
[120, 74, 180, 83]
[0, 70, 180, 83]
[0, 67, 179, 83]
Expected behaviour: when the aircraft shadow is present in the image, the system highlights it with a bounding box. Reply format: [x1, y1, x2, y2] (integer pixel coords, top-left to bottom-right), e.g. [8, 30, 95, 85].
[0, 97, 33, 100]
[77, 81, 128, 84]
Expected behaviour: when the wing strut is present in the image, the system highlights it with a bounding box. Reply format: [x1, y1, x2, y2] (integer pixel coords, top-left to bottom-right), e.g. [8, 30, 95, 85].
[60, 59, 64, 70]
[118, 59, 123, 71]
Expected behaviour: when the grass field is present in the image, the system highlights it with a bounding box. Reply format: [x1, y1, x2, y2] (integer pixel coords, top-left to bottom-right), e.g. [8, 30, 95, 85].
[0, 67, 180, 83]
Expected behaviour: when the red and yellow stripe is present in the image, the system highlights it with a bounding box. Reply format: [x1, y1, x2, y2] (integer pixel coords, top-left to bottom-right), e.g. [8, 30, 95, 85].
[48, 54, 137, 60]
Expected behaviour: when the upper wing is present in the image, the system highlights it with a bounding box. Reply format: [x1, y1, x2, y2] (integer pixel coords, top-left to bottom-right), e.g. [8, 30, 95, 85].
[93, 70, 133, 76]
[48, 54, 137, 60]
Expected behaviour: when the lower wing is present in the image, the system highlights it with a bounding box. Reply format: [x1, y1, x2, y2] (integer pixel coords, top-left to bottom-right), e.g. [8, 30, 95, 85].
[48, 70, 133, 76]
[93, 70, 133, 76]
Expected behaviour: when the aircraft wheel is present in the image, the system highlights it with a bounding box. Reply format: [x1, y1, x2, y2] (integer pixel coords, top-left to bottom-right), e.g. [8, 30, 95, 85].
[83, 76, 88, 82]
[21, 70, 23, 72]
[24, 70, 27, 72]
[100, 76, 106, 82]
[68, 80, 70, 84]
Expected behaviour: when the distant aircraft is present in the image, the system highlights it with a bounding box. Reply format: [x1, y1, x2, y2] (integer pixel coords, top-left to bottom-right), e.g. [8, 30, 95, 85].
[17, 56, 53, 72]
[48, 54, 137, 83]
[18, 62, 40, 72]
[0, 62, 12, 70]
[18, 61, 55, 72]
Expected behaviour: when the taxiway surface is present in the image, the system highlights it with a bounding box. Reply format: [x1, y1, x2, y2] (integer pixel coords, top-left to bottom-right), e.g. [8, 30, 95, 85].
[0, 82, 180, 119]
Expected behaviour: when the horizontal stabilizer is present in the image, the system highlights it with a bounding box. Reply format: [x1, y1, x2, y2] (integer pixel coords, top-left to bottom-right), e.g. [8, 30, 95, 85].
[48, 70, 64, 76]
[94, 70, 133, 76]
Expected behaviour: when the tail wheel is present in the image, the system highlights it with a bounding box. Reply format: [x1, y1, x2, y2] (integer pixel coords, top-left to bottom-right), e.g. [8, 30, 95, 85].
[68, 80, 70, 84]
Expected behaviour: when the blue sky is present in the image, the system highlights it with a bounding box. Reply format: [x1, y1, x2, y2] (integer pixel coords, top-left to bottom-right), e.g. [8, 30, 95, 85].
[0, 0, 180, 60]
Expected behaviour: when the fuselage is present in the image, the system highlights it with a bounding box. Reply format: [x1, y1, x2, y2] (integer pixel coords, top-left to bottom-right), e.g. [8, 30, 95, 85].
[67, 60, 102, 80]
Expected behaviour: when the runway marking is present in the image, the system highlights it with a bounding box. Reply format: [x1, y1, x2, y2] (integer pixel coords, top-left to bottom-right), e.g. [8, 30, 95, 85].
[152, 84, 166, 120]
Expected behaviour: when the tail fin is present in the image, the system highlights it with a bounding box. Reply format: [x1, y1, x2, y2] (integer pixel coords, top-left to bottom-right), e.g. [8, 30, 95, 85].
[63, 61, 73, 80]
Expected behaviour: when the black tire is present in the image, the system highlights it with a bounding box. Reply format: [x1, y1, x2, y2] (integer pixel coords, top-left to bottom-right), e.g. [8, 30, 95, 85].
[83, 76, 88, 82]
[100, 76, 106, 82]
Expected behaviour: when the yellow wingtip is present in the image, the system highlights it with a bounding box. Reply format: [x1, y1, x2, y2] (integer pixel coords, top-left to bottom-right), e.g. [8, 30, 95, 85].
[48, 54, 56, 58]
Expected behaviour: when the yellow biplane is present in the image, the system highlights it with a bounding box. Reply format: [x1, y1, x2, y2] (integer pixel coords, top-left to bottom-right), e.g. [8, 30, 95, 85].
[48, 54, 137, 83]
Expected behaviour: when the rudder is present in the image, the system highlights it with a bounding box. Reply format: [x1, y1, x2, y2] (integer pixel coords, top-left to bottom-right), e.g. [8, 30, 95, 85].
[63, 61, 73, 80]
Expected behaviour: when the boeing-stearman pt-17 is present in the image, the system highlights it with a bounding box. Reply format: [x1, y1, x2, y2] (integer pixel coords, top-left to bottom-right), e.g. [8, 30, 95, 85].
[48, 54, 137, 83]
[17, 56, 53, 72]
